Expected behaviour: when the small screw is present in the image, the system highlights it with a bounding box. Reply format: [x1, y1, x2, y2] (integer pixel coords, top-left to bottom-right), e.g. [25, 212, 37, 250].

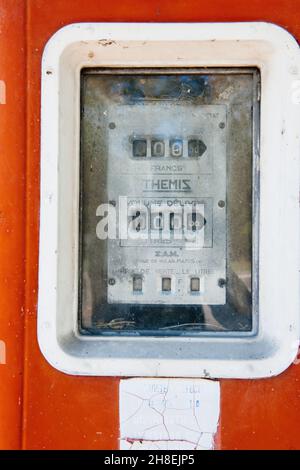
[218, 278, 226, 288]
[108, 278, 116, 286]
[109, 122, 116, 129]
[219, 122, 225, 129]
[218, 200, 225, 208]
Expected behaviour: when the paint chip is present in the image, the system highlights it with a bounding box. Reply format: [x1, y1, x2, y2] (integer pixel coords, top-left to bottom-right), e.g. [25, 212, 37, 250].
[0, 80, 6, 104]
[0, 340, 6, 364]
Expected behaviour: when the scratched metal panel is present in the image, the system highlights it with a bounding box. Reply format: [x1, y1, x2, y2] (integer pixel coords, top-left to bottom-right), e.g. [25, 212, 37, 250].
[79, 69, 259, 334]
[106, 103, 226, 305]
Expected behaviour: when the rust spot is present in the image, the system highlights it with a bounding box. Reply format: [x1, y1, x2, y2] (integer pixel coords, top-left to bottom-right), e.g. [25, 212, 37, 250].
[98, 39, 116, 47]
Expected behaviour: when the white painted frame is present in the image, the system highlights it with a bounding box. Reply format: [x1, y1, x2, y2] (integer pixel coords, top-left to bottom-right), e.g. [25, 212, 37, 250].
[38, 22, 300, 378]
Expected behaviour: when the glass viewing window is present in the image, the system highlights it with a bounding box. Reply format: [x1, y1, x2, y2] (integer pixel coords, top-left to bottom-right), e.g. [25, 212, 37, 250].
[79, 68, 260, 336]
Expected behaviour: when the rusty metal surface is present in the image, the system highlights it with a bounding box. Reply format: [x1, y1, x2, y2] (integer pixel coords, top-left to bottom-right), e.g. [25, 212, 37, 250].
[1, 0, 300, 452]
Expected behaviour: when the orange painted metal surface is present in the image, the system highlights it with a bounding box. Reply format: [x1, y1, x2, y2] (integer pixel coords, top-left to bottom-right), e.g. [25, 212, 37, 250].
[1, 0, 300, 450]
[0, 0, 26, 450]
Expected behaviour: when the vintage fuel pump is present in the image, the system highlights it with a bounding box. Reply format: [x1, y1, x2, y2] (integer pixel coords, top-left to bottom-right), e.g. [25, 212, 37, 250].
[1, 0, 300, 451]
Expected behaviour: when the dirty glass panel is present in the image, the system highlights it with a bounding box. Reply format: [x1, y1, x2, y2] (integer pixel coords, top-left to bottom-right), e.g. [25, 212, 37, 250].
[79, 68, 259, 336]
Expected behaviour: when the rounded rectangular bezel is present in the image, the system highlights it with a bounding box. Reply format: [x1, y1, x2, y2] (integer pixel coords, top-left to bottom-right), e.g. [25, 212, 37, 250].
[38, 22, 300, 378]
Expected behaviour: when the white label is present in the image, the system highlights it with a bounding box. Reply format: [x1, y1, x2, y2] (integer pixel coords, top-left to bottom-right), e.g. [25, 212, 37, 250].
[119, 378, 220, 450]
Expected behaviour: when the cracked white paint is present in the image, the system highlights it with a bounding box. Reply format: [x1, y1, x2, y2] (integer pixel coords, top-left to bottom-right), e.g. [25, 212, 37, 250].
[119, 378, 220, 450]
